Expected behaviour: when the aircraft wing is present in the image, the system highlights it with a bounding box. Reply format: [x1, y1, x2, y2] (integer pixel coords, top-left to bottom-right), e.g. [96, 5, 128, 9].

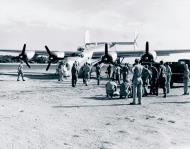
[0, 49, 35, 59]
[0, 49, 23, 56]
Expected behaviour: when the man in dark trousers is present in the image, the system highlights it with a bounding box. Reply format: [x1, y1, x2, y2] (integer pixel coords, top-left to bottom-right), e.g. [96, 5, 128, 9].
[122, 63, 129, 82]
[96, 64, 101, 85]
[71, 63, 78, 87]
[107, 64, 112, 79]
[149, 64, 159, 95]
[158, 61, 167, 98]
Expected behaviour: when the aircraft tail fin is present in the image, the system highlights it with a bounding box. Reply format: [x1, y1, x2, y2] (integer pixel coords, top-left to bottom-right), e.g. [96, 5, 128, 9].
[84, 30, 90, 45]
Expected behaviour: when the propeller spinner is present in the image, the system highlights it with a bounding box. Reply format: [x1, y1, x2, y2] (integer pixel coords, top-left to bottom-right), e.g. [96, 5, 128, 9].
[45, 46, 65, 71]
[12, 44, 31, 68]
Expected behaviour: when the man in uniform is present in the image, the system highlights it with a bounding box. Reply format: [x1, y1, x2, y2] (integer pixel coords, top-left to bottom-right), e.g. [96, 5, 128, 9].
[122, 63, 129, 82]
[81, 63, 86, 84]
[165, 62, 172, 93]
[96, 64, 101, 85]
[17, 60, 25, 81]
[107, 64, 112, 79]
[183, 64, 189, 95]
[131, 59, 143, 105]
[83, 62, 91, 86]
[149, 64, 159, 95]
[158, 61, 167, 98]
[57, 61, 64, 81]
[119, 78, 132, 98]
[115, 65, 121, 84]
[141, 65, 151, 96]
[106, 80, 117, 98]
[71, 62, 78, 87]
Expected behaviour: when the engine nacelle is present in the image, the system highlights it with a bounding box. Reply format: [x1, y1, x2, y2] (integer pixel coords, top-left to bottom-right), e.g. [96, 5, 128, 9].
[54, 52, 65, 58]
[141, 50, 157, 63]
[26, 51, 35, 59]
[108, 51, 117, 62]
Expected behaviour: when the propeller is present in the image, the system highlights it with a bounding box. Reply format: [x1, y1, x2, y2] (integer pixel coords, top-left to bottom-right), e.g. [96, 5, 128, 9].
[145, 41, 149, 54]
[140, 41, 154, 64]
[12, 44, 31, 68]
[97, 43, 115, 65]
[45, 45, 65, 71]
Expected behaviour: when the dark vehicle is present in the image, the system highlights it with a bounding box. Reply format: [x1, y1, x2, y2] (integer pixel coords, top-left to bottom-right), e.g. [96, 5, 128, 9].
[169, 62, 185, 87]
[178, 59, 190, 68]
[170, 59, 190, 87]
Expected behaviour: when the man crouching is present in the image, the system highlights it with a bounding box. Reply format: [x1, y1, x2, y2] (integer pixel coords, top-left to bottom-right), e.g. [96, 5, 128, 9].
[106, 80, 117, 98]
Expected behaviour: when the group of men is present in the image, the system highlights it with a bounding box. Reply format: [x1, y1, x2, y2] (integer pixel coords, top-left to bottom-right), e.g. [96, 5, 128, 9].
[105, 58, 189, 105]
[17, 58, 189, 104]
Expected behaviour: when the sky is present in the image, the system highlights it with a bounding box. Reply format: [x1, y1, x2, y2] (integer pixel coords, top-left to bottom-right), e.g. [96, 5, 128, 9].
[0, 0, 190, 51]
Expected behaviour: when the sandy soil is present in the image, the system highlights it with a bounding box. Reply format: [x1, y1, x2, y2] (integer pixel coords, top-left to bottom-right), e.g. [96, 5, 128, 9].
[0, 69, 190, 149]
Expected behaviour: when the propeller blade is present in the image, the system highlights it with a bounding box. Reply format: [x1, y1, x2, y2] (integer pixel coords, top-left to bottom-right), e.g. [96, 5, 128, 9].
[21, 44, 26, 55]
[45, 45, 51, 56]
[105, 43, 108, 56]
[145, 41, 149, 54]
[46, 61, 51, 71]
[24, 59, 31, 68]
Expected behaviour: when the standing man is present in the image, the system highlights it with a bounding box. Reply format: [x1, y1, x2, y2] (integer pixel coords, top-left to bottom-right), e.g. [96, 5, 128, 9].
[165, 62, 172, 93]
[183, 64, 189, 95]
[122, 63, 129, 82]
[159, 61, 167, 98]
[57, 62, 64, 81]
[96, 64, 101, 85]
[149, 64, 159, 95]
[107, 64, 112, 79]
[83, 62, 91, 86]
[131, 59, 143, 105]
[141, 65, 151, 97]
[81, 63, 86, 84]
[115, 65, 121, 84]
[71, 62, 78, 87]
[17, 60, 25, 81]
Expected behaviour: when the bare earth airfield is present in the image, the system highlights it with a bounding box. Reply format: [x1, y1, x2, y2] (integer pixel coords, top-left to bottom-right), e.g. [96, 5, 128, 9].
[0, 64, 190, 149]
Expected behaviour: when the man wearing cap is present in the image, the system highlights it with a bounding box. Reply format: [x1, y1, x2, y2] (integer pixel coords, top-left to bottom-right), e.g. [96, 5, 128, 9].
[122, 63, 129, 82]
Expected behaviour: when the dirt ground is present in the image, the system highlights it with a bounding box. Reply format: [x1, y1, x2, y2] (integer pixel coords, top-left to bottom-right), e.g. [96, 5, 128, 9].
[0, 68, 190, 149]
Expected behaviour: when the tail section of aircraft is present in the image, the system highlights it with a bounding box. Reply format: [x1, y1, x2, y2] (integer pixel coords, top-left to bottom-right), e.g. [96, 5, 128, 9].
[84, 30, 90, 45]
